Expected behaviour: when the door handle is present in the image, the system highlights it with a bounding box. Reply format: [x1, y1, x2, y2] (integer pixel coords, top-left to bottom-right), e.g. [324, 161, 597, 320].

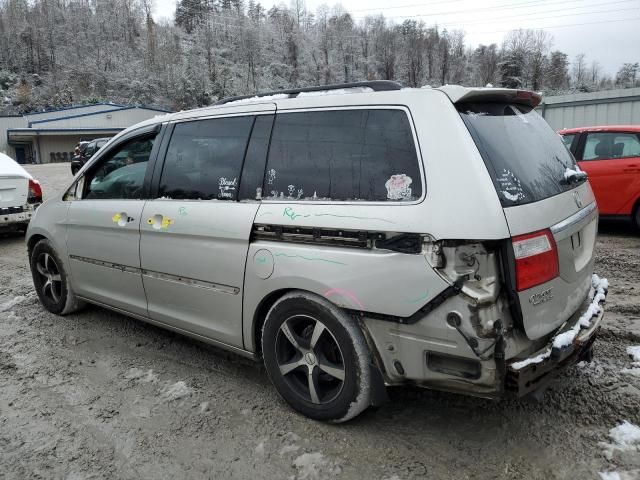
[112, 212, 134, 227]
[147, 214, 174, 230]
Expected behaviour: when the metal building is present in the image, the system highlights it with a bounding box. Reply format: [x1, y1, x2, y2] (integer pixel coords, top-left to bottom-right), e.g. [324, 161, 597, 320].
[540, 87, 640, 131]
[0, 103, 171, 164]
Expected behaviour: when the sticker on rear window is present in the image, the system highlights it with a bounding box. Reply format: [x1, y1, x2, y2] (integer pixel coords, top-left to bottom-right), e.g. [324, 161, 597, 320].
[497, 169, 525, 202]
[385, 174, 413, 200]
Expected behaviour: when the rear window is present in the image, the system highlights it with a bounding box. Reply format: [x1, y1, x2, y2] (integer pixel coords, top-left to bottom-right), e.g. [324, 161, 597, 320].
[264, 109, 422, 202]
[458, 102, 579, 206]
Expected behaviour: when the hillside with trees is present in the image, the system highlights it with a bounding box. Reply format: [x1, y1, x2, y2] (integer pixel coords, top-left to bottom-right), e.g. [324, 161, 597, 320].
[0, 0, 638, 112]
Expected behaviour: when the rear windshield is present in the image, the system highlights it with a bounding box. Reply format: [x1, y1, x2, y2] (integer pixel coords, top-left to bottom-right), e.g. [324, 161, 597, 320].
[458, 102, 579, 206]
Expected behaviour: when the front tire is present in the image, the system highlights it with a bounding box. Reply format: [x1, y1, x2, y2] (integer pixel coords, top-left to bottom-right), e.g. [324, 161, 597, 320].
[29, 239, 83, 315]
[262, 292, 373, 422]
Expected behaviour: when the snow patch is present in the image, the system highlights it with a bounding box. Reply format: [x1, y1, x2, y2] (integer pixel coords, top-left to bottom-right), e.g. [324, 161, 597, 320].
[511, 274, 607, 370]
[292, 452, 341, 479]
[297, 86, 373, 97]
[564, 165, 586, 182]
[159, 381, 193, 402]
[599, 421, 640, 460]
[224, 93, 290, 105]
[254, 439, 266, 456]
[599, 471, 639, 480]
[279, 444, 300, 456]
[621, 346, 640, 376]
[627, 346, 640, 363]
[124, 368, 158, 383]
[599, 473, 622, 480]
[0, 296, 26, 312]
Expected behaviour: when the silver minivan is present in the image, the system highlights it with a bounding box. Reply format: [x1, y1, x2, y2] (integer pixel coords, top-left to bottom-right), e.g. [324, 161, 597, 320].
[26, 81, 607, 422]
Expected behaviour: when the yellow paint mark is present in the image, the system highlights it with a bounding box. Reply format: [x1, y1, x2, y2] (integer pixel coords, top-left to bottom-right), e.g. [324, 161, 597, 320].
[147, 218, 153, 225]
[161, 217, 173, 229]
[112, 213, 122, 223]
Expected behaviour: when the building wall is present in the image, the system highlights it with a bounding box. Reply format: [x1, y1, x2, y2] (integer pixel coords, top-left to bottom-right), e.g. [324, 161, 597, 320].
[0, 116, 28, 158]
[541, 87, 640, 130]
[38, 134, 114, 164]
[2, 105, 170, 164]
[30, 107, 168, 130]
[24, 104, 123, 123]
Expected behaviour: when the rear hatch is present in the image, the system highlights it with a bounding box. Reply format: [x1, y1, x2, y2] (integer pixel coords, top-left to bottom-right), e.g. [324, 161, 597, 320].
[0, 154, 31, 209]
[0, 175, 28, 209]
[456, 95, 597, 340]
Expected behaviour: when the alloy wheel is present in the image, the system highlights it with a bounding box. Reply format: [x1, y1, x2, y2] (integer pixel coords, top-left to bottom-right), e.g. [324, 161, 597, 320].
[276, 314, 346, 405]
[35, 253, 63, 304]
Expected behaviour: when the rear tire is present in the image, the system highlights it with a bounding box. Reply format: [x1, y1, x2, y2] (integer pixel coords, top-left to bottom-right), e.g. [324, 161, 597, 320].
[261, 292, 372, 423]
[29, 239, 84, 315]
[633, 203, 640, 231]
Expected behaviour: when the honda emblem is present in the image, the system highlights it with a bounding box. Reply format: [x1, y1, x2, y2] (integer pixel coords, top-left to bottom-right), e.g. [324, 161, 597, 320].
[573, 191, 583, 208]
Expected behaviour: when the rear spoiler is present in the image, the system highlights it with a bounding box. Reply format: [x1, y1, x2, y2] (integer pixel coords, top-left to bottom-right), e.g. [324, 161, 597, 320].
[437, 85, 542, 108]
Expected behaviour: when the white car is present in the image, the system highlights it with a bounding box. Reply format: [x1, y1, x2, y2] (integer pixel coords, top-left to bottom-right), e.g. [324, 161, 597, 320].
[0, 153, 42, 231]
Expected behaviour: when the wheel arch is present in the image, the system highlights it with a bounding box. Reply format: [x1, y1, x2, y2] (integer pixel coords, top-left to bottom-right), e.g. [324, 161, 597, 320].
[251, 288, 295, 358]
[27, 233, 47, 257]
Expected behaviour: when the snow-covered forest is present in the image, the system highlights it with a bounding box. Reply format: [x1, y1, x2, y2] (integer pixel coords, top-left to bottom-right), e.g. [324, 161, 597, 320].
[0, 0, 638, 112]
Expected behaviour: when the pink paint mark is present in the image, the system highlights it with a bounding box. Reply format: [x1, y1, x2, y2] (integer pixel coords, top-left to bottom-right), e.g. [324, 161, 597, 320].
[324, 288, 365, 310]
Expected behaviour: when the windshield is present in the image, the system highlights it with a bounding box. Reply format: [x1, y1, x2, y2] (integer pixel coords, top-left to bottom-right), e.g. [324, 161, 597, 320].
[458, 102, 580, 206]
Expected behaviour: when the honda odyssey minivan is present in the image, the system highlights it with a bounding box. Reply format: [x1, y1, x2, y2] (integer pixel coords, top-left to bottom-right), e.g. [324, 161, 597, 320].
[26, 81, 607, 422]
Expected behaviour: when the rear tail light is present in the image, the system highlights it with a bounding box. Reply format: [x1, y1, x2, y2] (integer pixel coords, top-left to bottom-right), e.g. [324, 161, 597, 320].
[512, 229, 559, 291]
[28, 179, 42, 204]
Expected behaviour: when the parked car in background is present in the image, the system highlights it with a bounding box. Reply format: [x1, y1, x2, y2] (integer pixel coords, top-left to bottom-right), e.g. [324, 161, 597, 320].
[0, 152, 42, 232]
[71, 137, 111, 175]
[559, 125, 640, 229]
[27, 82, 607, 422]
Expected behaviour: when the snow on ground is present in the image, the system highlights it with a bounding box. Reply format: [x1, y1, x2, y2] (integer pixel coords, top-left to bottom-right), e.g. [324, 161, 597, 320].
[620, 346, 640, 377]
[292, 452, 342, 480]
[600, 421, 640, 460]
[0, 296, 26, 312]
[124, 367, 159, 383]
[159, 381, 193, 402]
[627, 346, 640, 363]
[599, 471, 640, 480]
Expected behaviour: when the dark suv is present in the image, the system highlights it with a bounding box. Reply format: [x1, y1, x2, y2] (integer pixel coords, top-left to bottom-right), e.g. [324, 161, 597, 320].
[71, 137, 110, 175]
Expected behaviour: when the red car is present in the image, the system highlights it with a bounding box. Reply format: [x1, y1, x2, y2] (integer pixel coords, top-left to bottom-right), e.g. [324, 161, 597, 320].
[559, 125, 640, 229]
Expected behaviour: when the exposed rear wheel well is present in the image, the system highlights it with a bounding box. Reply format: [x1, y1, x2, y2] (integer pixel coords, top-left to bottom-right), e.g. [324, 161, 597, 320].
[252, 289, 295, 358]
[27, 234, 46, 256]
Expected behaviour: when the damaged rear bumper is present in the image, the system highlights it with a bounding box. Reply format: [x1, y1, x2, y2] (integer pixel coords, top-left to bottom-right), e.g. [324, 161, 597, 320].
[0, 203, 38, 228]
[505, 278, 607, 397]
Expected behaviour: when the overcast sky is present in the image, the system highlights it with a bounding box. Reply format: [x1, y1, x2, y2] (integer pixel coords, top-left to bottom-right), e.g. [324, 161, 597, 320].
[153, 0, 640, 76]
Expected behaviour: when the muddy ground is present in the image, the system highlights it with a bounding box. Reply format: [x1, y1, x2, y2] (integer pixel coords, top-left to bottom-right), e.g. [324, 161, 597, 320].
[1, 164, 639, 480]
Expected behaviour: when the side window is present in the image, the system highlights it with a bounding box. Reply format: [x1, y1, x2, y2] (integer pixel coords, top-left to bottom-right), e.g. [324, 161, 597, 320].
[583, 132, 640, 161]
[159, 116, 254, 200]
[613, 133, 640, 158]
[84, 134, 156, 200]
[239, 115, 274, 200]
[560, 134, 575, 150]
[264, 109, 422, 202]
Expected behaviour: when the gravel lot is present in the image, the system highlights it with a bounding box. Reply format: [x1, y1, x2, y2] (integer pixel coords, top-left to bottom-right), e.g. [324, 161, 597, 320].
[1, 164, 639, 480]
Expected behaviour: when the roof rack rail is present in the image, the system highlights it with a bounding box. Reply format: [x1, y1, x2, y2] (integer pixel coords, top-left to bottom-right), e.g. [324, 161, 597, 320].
[214, 80, 403, 105]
